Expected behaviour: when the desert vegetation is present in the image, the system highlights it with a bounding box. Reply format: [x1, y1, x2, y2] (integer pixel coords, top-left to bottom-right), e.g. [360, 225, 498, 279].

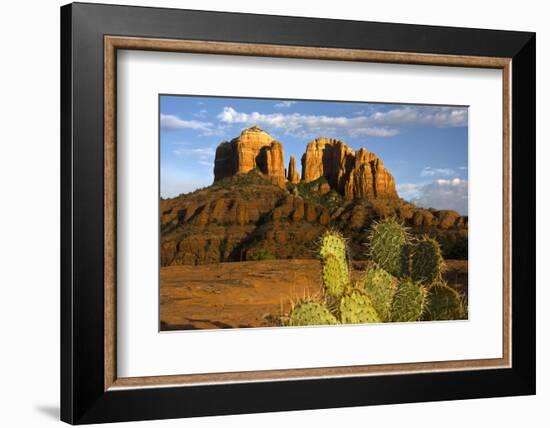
[285, 218, 466, 327]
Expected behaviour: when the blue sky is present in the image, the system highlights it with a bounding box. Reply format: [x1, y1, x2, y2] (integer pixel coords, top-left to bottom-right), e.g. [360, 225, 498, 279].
[160, 95, 468, 215]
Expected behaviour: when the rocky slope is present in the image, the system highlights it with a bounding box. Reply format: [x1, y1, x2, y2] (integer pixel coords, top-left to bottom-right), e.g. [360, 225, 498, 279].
[161, 127, 467, 266]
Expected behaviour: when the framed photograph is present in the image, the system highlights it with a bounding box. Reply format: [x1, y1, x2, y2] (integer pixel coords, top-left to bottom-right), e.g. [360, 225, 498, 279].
[61, 2, 535, 424]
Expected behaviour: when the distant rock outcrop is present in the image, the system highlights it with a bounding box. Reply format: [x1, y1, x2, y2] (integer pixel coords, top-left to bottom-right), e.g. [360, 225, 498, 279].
[287, 156, 300, 184]
[214, 126, 286, 188]
[215, 129, 398, 199]
[301, 138, 397, 200]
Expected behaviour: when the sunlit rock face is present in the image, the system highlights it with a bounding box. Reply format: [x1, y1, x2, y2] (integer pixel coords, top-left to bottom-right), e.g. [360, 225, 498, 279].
[301, 138, 398, 200]
[214, 126, 286, 188]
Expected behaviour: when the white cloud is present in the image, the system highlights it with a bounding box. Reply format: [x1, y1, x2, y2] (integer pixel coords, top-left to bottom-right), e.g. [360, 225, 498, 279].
[397, 183, 421, 200]
[420, 166, 455, 177]
[161, 114, 212, 131]
[274, 101, 297, 108]
[193, 109, 208, 118]
[458, 166, 468, 170]
[217, 107, 399, 138]
[368, 106, 467, 128]
[399, 178, 468, 215]
[160, 113, 226, 136]
[217, 105, 467, 139]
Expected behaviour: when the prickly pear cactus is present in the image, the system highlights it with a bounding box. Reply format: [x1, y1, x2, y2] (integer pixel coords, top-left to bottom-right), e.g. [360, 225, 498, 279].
[363, 267, 397, 322]
[339, 291, 381, 324]
[319, 230, 347, 262]
[288, 302, 339, 326]
[367, 218, 410, 278]
[410, 236, 444, 285]
[391, 278, 426, 322]
[425, 282, 463, 320]
[321, 255, 350, 298]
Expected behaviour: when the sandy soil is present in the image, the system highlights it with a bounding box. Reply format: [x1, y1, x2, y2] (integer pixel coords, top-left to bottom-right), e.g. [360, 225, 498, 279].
[160, 259, 468, 331]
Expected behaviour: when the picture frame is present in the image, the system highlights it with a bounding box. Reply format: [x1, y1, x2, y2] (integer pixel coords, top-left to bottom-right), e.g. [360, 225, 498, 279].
[60, 2, 535, 424]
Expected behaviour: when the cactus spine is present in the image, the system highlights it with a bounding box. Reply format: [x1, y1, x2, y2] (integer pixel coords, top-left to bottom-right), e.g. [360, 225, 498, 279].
[411, 236, 444, 285]
[367, 218, 410, 278]
[391, 278, 426, 322]
[339, 291, 381, 324]
[363, 267, 397, 322]
[425, 282, 463, 320]
[288, 302, 339, 326]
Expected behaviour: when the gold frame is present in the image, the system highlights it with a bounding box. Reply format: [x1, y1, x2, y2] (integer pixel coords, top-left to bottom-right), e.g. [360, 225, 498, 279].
[104, 36, 512, 391]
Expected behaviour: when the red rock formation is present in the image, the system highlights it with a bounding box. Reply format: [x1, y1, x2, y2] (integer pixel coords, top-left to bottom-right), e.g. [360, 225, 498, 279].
[301, 138, 354, 191]
[214, 128, 397, 197]
[214, 126, 286, 188]
[287, 155, 300, 184]
[213, 142, 235, 180]
[256, 141, 286, 188]
[301, 138, 397, 200]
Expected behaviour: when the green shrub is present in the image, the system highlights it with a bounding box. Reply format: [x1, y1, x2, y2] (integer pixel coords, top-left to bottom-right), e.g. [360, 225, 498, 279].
[249, 249, 276, 261]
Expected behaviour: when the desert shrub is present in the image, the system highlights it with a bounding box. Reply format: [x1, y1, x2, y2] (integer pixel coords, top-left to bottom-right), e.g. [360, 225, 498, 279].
[248, 249, 276, 261]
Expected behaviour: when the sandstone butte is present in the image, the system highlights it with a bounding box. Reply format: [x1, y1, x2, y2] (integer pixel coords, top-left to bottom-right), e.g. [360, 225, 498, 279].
[214, 126, 286, 188]
[214, 126, 399, 200]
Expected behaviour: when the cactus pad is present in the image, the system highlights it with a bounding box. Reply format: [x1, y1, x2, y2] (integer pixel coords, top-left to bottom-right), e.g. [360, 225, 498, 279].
[411, 237, 444, 285]
[319, 230, 348, 262]
[391, 278, 426, 322]
[363, 267, 397, 322]
[321, 254, 350, 298]
[425, 282, 463, 320]
[288, 302, 339, 326]
[367, 218, 410, 278]
[339, 291, 381, 324]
